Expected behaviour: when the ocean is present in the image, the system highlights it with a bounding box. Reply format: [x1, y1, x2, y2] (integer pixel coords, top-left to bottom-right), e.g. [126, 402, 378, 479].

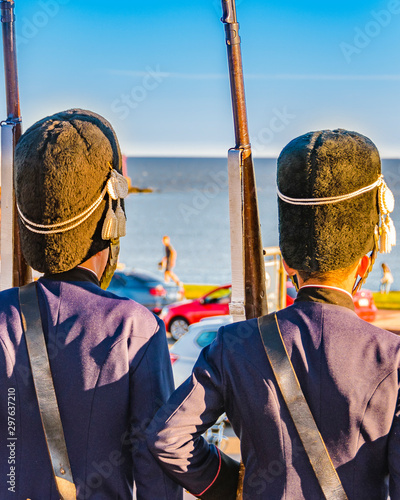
[121, 157, 400, 291]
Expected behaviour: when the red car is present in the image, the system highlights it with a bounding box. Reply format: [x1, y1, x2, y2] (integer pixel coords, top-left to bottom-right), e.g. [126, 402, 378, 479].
[160, 282, 378, 340]
[353, 289, 377, 322]
[286, 282, 377, 321]
[285, 281, 297, 306]
[160, 285, 231, 340]
[161, 283, 295, 340]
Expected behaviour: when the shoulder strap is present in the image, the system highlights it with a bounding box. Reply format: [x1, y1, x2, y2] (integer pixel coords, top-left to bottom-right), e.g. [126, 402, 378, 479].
[258, 313, 348, 500]
[19, 282, 77, 500]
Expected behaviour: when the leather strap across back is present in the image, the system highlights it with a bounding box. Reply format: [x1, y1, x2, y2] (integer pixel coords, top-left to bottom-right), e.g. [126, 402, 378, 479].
[258, 313, 348, 500]
[19, 282, 76, 500]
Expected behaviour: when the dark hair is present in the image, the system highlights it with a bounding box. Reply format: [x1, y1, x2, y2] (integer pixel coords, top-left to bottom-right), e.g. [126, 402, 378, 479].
[298, 261, 357, 283]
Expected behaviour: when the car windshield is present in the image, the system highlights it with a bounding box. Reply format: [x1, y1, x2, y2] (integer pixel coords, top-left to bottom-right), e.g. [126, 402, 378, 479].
[196, 330, 218, 348]
[204, 288, 231, 304]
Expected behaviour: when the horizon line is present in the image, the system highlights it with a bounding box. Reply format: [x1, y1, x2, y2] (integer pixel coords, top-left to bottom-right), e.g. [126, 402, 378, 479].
[109, 70, 400, 82]
[123, 153, 400, 160]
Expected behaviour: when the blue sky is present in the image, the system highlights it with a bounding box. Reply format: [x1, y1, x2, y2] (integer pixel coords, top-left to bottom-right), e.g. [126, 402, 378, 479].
[1, 0, 400, 157]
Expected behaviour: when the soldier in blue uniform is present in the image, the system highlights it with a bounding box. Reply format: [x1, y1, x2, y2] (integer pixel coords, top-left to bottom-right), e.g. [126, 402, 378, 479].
[147, 129, 399, 499]
[0, 109, 182, 499]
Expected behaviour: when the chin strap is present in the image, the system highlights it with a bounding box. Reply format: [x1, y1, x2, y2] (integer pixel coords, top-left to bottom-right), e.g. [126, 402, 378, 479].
[352, 226, 379, 295]
[100, 238, 120, 290]
[289, 274, 300, 293]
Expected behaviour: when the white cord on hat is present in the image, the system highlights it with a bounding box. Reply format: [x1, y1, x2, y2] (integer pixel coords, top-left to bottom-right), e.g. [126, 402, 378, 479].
[277, 174, 396, 254]
[17, 168, 128, 240]
[17, 186, 108, 234]
[277, 176, 382, 206]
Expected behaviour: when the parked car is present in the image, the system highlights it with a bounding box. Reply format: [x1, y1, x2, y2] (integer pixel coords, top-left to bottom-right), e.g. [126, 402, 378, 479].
[162, 281, 378, 339]
[353, 289, 377, 322]
[170, 316, 233, 387]
[170, 288, 377, 386]
[160, 285, 231, 339]
[107, 269, 184, 314]
[161, 282, 298, 340]
[286, 281, 297, 306]
[286, 282, 377, 322]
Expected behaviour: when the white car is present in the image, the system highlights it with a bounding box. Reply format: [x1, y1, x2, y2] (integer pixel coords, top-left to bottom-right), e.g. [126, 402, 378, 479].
[170, 316, 233, 388]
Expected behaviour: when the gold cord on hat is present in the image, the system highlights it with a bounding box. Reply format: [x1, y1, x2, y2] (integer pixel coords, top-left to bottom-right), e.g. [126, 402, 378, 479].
[101, 168, 128, 240]
[17, 167, 129, 240]
[277, 174, 396, 254]
[17, 186, 108, 235]
[378, 178, 396, 253]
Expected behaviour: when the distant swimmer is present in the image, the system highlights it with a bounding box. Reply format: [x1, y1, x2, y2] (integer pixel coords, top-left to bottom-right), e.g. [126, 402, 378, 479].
[159, 235, 182, 286]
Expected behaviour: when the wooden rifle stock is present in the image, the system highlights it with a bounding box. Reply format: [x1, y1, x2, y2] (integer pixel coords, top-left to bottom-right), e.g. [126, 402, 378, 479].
[1, 0, 31, 287]
[221, 0, 267, 319]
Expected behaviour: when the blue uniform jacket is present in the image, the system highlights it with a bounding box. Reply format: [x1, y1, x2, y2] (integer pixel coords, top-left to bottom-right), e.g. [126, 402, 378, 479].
[147, 287, 400, 499]
[0, 268, 182, 499]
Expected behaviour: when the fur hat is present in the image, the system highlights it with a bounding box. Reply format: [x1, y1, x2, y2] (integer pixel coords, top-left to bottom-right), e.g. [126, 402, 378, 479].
[14, 108, 125, 274]
[277, 129, 382, 273]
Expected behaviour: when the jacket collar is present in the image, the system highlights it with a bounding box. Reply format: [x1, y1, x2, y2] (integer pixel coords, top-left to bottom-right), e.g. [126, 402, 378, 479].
[42, 266, 100, 287]
[295, 285, 355, 311]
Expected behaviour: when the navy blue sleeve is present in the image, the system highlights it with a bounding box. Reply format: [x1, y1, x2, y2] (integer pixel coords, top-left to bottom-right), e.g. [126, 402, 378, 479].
[146, 326, 240, 499]
[130, 317, 183, 500]
[389, 377, 400, 499]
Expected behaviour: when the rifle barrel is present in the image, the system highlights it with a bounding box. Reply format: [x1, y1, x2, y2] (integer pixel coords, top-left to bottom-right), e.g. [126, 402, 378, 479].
[222, 0, 267, 319]
[222, 0, 250, 150]
[1, 0, 21, 125]
[1, 0, 30, 286]
[242, 153, 267, 319]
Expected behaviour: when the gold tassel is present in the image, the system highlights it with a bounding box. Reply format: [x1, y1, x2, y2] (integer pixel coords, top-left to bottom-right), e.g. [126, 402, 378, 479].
[380, 225, 389, 254]
[107, 172, 119, 200]
[103, 169, 129, 240]
[379, 216, 396, 254]
[388, 216, 396, 248]
[378, 179, 396, 253]
[378, 180, 396, 253]
[115, 171, 129, 199]
[107, 170, 129, 200]
[115, 199, 126, 238]
[102, 198, 118, 240]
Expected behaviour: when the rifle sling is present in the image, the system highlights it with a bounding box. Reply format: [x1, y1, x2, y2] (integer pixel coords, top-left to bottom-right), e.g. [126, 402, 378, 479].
[19, 282, 76, 500]
[258, 314, 348, 500]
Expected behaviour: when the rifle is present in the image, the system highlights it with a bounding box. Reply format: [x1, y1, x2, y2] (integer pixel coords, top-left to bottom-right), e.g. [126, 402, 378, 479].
[1, 0, 31, 289]
[221, 0, 267, 320]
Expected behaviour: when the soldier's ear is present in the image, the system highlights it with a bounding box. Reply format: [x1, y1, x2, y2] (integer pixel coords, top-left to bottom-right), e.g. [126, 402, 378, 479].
[282, 259, 297, 277]
[356, 254, 371, 279]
